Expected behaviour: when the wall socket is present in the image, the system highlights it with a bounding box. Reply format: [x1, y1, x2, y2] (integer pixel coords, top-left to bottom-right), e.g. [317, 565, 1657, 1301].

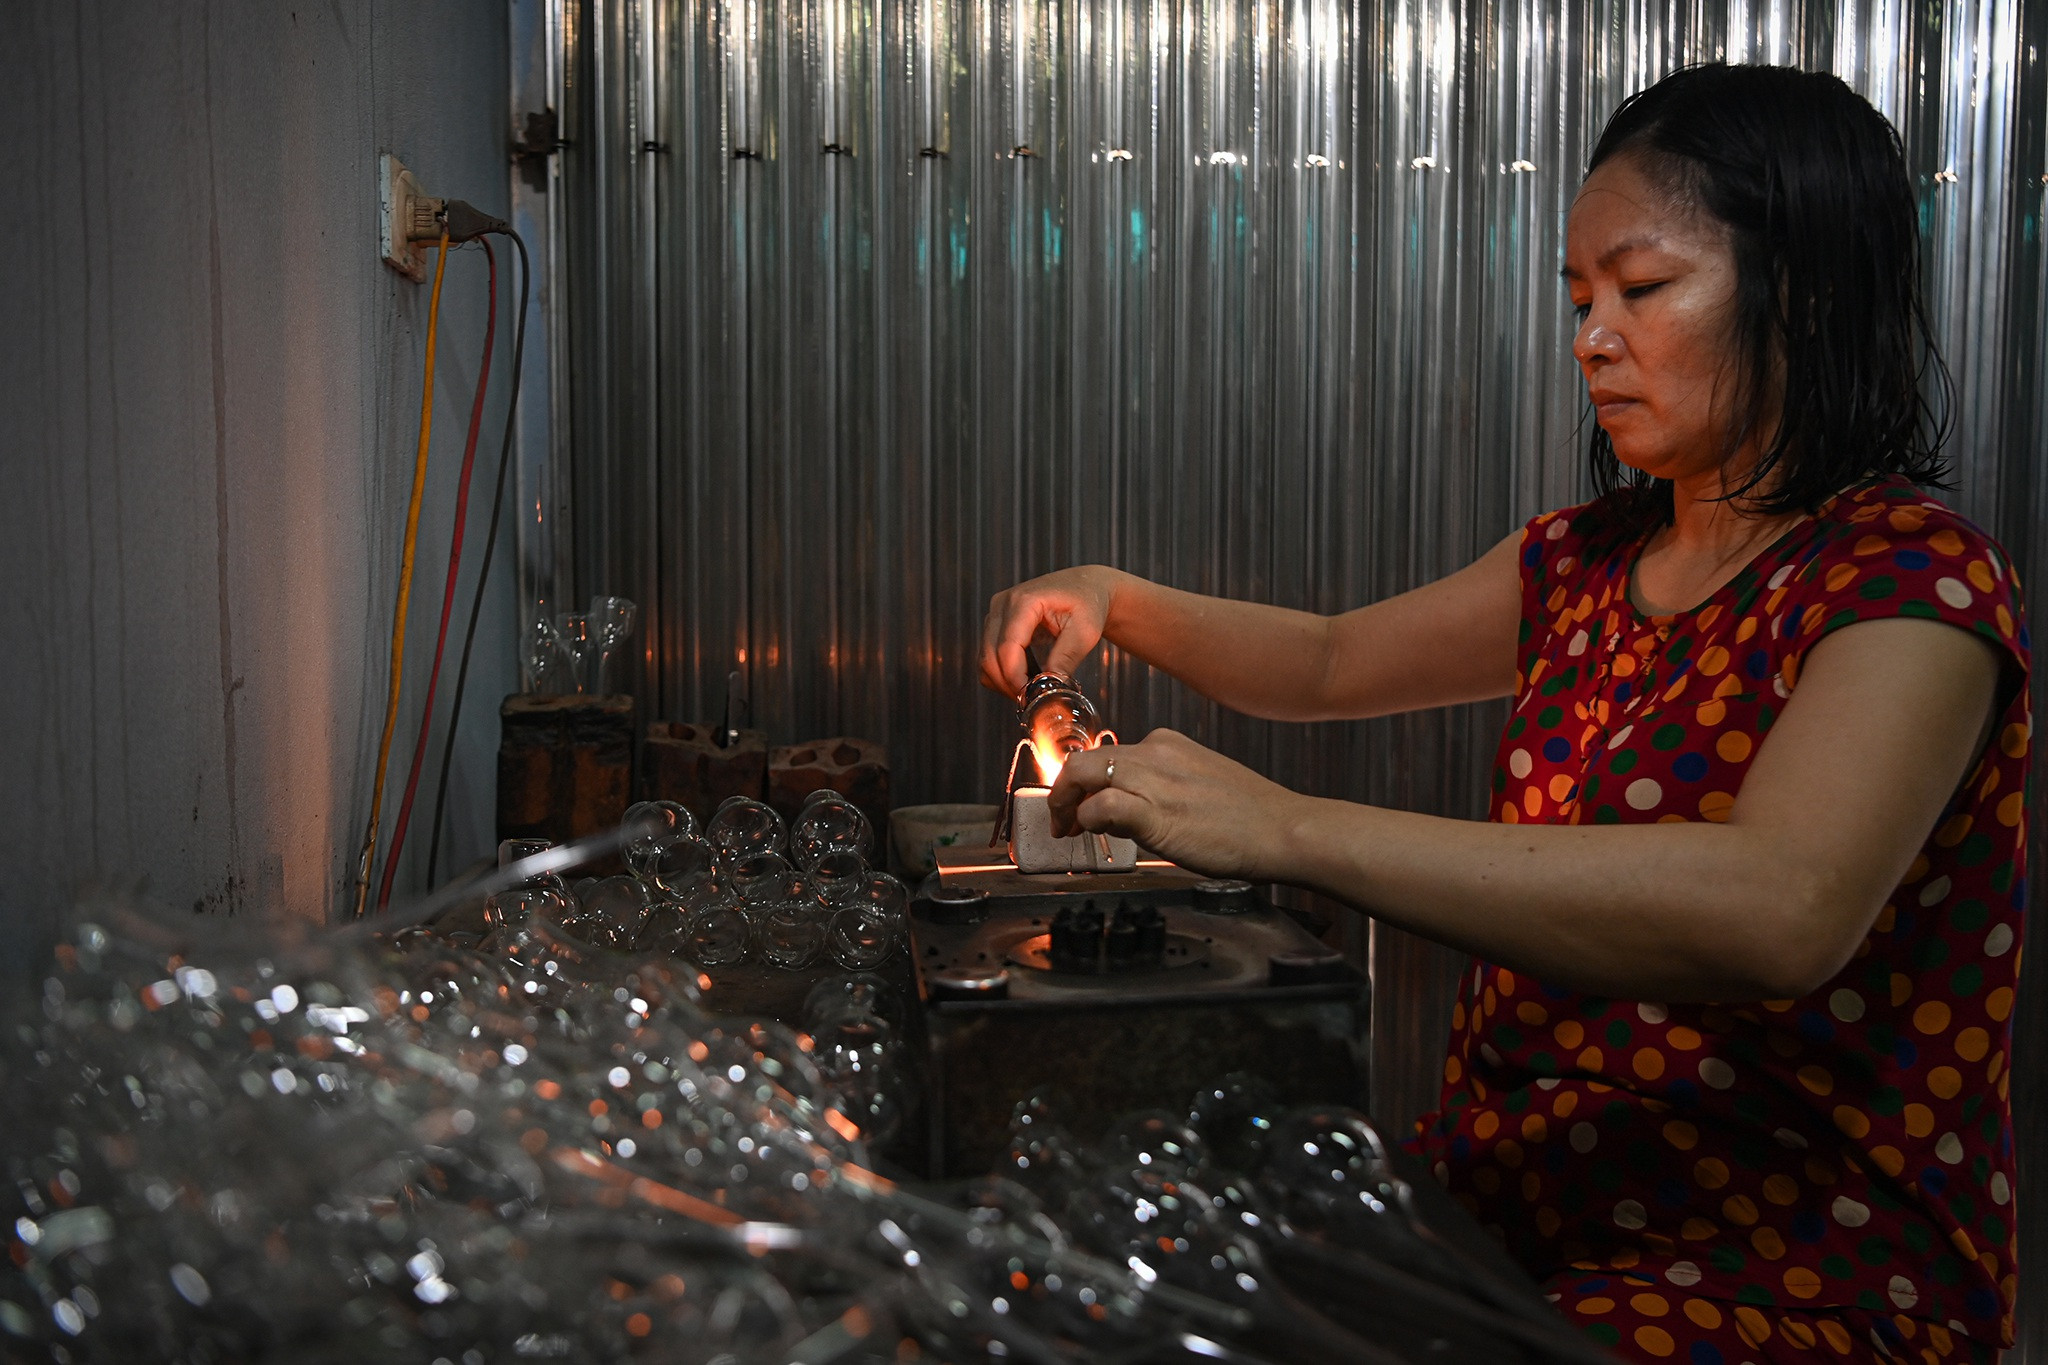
[379, 153, 445, 282]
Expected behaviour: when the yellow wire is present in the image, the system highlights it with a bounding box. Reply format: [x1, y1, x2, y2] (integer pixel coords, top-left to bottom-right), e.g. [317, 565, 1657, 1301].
[354, 231, 451, 918]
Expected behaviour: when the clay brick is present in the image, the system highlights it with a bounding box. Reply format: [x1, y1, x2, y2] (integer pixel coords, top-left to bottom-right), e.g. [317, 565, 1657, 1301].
[768, 737, 890, 846]
[496, 695, 636, 856]
[639, 721, 768, 824]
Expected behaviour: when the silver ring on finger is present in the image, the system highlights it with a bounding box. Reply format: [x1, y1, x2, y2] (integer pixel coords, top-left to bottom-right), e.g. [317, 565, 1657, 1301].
[1104, 758, 1117, 787]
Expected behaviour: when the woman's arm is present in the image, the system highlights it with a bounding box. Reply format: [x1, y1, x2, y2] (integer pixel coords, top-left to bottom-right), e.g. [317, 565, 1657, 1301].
[980, 531, 1525, 719]
[1048, 616, 2002, 1002]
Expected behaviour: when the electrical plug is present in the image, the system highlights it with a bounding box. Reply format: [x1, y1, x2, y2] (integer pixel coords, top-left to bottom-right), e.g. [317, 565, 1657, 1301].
[380, 152, 511, 280]
[438, 200, 510, 243]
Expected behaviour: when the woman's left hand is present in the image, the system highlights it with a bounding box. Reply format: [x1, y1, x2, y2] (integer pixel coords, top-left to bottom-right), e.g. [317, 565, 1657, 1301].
[1045, 729, 1306, 880]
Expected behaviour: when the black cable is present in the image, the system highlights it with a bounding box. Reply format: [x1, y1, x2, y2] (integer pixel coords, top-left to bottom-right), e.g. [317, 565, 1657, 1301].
[426, 227, 529, 886]
[440, 200, 509, 243]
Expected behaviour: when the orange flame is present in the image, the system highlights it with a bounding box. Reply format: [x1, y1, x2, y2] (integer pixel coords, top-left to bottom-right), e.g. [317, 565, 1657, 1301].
[1029, 701, 1092, 784]
[1030, 734, 1074, 784]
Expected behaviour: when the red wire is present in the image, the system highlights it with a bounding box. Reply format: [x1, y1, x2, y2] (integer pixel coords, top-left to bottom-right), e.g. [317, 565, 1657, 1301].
[378, 238, 497, 910]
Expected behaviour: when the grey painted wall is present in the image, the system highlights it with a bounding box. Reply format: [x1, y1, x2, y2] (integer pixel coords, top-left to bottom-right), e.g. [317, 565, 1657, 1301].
[1, 2, 517, 981]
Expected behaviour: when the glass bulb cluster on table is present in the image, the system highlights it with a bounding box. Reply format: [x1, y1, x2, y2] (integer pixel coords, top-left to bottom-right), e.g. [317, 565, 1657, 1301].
[572, 791, 907, 974]
[1, 865, 1601, 1364]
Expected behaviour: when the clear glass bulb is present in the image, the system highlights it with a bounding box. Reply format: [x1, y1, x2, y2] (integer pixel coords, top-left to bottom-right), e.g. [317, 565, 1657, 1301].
[811, 1009, 903, 1144]
[808, 849, 867, 905]
[524, 614, 570, 693]
[623, 800, 701, 878]
[789, 792, 873, 871]
[825, 903, 896, 970]
[708, 797, 786, 864]
[554, 612, 592, 693]
[568, 875, 648, 949]
[802, 972, 903, 1031]
[757, 899, 824, 970]
[486, 839, 572, 928]
[587, 595, 637, 694]
[680, 901, 751, 967]
[853, 870, 910, 926]
[731, 853, 796, 902]
[635, 892, 690, 954]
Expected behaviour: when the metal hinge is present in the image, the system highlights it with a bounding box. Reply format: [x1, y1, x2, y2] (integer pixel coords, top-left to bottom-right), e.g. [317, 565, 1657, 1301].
[512, 108, 570, 191]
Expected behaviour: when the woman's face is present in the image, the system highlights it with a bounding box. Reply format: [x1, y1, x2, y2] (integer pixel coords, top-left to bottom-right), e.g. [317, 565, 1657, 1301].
[1564, 152, 1755, 486]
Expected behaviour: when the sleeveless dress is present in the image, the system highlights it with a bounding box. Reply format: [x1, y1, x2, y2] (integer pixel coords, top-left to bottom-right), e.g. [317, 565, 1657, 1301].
[1409, 476, 2028, 1364]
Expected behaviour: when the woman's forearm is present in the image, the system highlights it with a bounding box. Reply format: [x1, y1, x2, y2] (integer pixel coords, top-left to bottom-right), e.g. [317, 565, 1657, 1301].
[1097, 570, 1340, 721]
[1101, 533, 1524, 722]
[994, 535, 1521, 720]
[1272, 797, 1847, 1002]
[1272, 619, 1999, 1003]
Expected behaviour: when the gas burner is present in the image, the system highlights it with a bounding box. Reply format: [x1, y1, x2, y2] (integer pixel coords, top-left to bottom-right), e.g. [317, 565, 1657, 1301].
[1031, 900, 1177, 973]
[907, 849, 1368, 1176]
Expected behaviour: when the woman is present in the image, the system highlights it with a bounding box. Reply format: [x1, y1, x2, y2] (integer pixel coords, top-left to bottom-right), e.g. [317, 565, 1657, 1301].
[979, 66, 2024, 1364]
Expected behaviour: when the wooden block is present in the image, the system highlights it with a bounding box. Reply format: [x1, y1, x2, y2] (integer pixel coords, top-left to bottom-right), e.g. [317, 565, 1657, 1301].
[639, 721, 768, 824]
[496, 695, 637, 856]
[768, 737, 890, 845]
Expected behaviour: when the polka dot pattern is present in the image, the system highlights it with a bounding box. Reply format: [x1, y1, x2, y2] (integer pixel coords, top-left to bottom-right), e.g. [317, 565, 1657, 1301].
[1545, 1279, 2000, 1364]
[1414, 477, 2028, 1357]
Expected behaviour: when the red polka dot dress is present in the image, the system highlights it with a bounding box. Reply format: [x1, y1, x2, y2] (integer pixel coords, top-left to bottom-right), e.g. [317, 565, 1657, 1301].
[1411, 477, 2028, 1364]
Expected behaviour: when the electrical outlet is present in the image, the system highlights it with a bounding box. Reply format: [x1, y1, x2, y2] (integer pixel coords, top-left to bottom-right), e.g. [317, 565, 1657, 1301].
[379, 153, 445, 281]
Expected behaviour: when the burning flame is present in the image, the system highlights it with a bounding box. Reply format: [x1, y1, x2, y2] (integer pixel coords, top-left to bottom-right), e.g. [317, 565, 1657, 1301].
[1028, 701, 1089, 783]
[1028, 704, 1117, 785]
[1014, 673, 1115, 790]
[1030, 735, 1075, 784]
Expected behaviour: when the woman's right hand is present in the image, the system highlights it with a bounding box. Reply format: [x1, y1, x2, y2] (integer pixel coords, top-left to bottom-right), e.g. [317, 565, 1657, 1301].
[980, 566, 1121, 698]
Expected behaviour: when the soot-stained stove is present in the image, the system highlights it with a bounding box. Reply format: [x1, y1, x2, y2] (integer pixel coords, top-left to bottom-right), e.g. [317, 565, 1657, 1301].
[909, 846, 1370, 1177]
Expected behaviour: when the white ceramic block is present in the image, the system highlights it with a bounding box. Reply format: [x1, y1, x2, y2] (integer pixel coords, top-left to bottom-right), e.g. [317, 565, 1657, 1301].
[1006, 786, 1137, 874]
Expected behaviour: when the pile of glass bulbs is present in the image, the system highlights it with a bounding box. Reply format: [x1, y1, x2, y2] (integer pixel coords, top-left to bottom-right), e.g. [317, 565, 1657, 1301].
[1, 853, 1606, 1364]
[533, 793, 907, 975]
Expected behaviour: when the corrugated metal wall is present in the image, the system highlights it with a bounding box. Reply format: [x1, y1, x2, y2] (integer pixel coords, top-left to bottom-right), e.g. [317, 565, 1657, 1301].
[540, 0, 2045, 1345]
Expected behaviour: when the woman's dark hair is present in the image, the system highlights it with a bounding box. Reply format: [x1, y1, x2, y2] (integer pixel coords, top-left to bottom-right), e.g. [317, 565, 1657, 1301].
[1580, 64, 1953, 535]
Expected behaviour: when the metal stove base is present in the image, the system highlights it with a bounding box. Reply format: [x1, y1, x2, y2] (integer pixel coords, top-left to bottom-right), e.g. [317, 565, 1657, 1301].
[908, 855, 1369, 1177]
